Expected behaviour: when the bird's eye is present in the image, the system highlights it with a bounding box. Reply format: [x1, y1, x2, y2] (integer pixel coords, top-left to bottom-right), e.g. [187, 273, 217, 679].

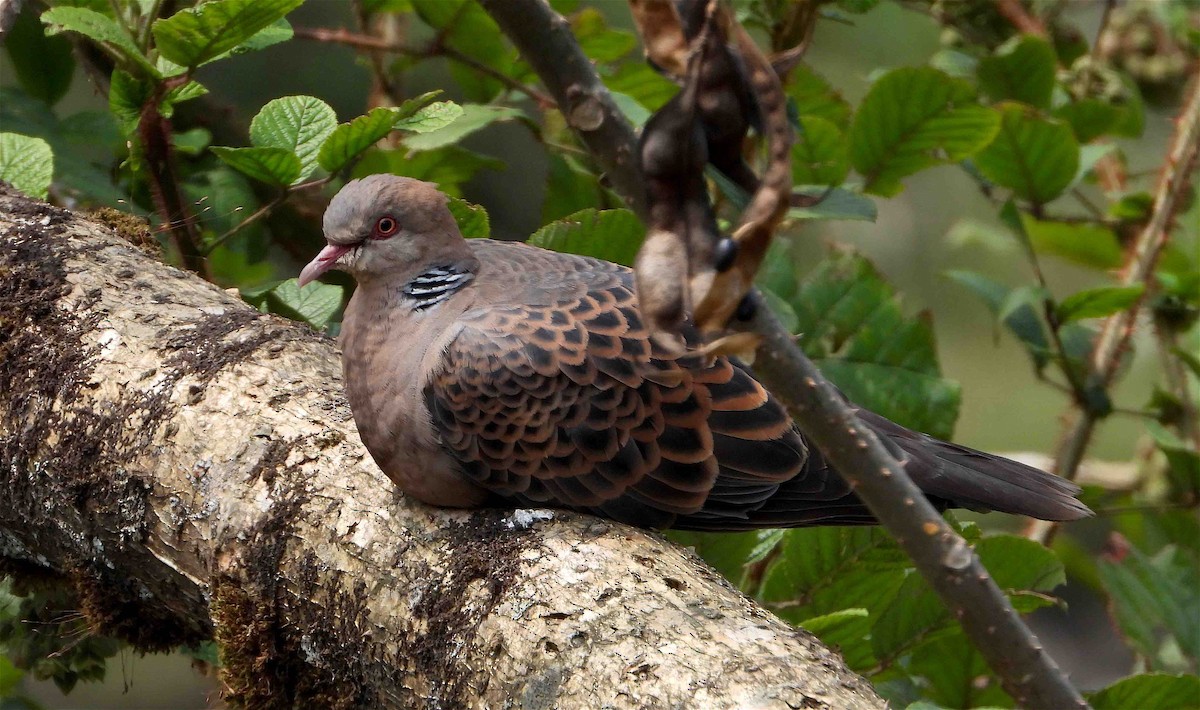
[372, 215, 398, 239]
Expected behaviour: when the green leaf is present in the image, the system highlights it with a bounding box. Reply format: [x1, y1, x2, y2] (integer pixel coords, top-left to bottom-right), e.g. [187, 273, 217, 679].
[0, 87, 125, 207]
[977, 36, 1058, 109]
[0, 133, 54, 199]
[604, 62, 678, 112]
[447, 198, 490, 238]
[1020, 215, 1124, 269]
[1146, 422, 1200, 495]
[788, 186, 877, 222]
[411, 0, 512, 102]
[161, 80, 209, 117]
[527, 209, 644, 267]
[249, 96, 337, 184]
[977, 534, 1066, 592]
[871, 572, 951, 662]
[318, 107, 402, 173]
[352, 145, 503, 198]
[172, 127, 212, 155]
[42, 6, 158, 76]
[944, 270, 1051, 369]
[211, 146, 302, 186]
[6, 5, 76, 105]
[1090, 673, 1200, 710]
[543, 153, 608, 223]
[850, 67, 999, 197]
[573, 7, 637, 63]
[760, 288, 800, 333]
[1098, 540, 1200, 666]
[108, 70, 150, 136]
[909, 631, 1014, 708]
[665, 530, 762, 588]
[152, 0, 303, 68]
[788, 63, 852, 126]
[267, 278, 343, 330]
[393, 101, 464, 134]
[975, 103, 1080, 204]
[800, 609, 875, 670]
[403, 104, 527, 152]
[792, 117, 850, 186]
[757, 527, 909, 625]
[1057, 285, 1145, 323]
[775, 248, 961, 438]
[1055, 99, 1123, 143]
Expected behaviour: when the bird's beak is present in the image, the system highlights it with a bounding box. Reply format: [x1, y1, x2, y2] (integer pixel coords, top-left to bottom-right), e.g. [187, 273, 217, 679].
[298, 244, 351, 287]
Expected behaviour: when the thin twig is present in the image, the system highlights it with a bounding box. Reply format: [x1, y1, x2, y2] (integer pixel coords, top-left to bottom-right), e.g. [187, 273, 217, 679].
[1030, 77, 1200, 545]
[202, 176, 333, 256]
[292, 26, 554, 106]
[480, 1, 1089, 707]
[994, 0, 1049, 37]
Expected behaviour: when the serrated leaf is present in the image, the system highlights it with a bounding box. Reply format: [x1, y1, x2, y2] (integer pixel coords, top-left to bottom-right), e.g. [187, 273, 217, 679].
[976, 103, 1080, 204]
[152, 0, 303, 68]
[1055, 99, 1123, 143]
[850, 67, 999, 197]
[543, 153, 607, 223]
[909, 631, 1014, 708]
[211, 146, 301, 186]
[1057, 285, 1145, 322]
[393, 101, 463, 134]
[800, 609, 876, 670]
[41, 6, 158, 76]
[788, 63, 852, 125]
[760, 287, 799, 333]
[977, 36, 1057, 109]
[7, 6, 76, 105]
[161, 80, 208, 116]
[1099, 540, 1200, 666]
[792, 116, 850, 185]
[108, 70, 150, 136]
[403, 104, 527, 152]
[772, 248, 961, 438]
[249, 96, 337, 183]
[267, 278, 343, 330]
[318, 107, 401, 173]
[527, 209, 644, 267]
[1020, 214, 1124, 269]
[1090, 673, 1200, 710]
[352, 145, 503, 197]
[0, 133, 54, 199]
[447, 198, 490, 238]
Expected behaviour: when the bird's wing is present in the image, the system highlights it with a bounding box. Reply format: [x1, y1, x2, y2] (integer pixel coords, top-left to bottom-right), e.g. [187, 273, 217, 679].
[423, 251, 806, 528]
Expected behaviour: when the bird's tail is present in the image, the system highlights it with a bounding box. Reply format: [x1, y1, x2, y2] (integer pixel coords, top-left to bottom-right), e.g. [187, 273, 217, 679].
[859, 409, 1093, 522]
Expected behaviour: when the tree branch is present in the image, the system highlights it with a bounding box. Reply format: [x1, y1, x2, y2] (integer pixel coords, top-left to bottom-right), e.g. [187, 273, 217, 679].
[479, 2, 1088, 707]
[0, 185, 881, 709]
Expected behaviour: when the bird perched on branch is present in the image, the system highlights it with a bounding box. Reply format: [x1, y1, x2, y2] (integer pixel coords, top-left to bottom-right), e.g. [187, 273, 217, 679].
[299, 175, 1091, 530]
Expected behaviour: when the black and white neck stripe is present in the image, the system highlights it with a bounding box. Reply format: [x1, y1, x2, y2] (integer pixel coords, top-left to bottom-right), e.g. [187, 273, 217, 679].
[402, 264, 474, 310]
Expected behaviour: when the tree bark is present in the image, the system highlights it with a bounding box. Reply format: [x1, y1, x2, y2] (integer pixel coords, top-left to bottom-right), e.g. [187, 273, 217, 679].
[0, 185, 882, 708]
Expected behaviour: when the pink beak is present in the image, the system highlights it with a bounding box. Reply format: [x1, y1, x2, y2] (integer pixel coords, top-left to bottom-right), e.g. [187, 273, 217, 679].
[298, 244, 351, 287]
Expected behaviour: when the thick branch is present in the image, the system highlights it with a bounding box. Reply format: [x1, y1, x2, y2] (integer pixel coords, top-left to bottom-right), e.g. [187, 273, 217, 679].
[0, 186, 880, 709]
[479, 2, 1088, 707]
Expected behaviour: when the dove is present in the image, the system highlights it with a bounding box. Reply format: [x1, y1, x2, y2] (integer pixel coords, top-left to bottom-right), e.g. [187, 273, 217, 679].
[299, 175, 1091, 530]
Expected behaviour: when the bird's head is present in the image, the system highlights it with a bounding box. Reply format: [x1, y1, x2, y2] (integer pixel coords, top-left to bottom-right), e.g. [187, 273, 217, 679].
[299, 174, 464, 287]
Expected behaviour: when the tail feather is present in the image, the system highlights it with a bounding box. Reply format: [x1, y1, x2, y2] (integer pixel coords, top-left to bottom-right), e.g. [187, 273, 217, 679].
[858, 409, 1093, 522]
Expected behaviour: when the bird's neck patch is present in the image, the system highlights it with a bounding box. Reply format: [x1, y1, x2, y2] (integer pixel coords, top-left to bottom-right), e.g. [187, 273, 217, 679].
[401, 264, 474, 310]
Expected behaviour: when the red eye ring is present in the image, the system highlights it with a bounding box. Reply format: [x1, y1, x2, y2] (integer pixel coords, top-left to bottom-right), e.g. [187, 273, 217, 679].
[373, 215, 398, 239]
